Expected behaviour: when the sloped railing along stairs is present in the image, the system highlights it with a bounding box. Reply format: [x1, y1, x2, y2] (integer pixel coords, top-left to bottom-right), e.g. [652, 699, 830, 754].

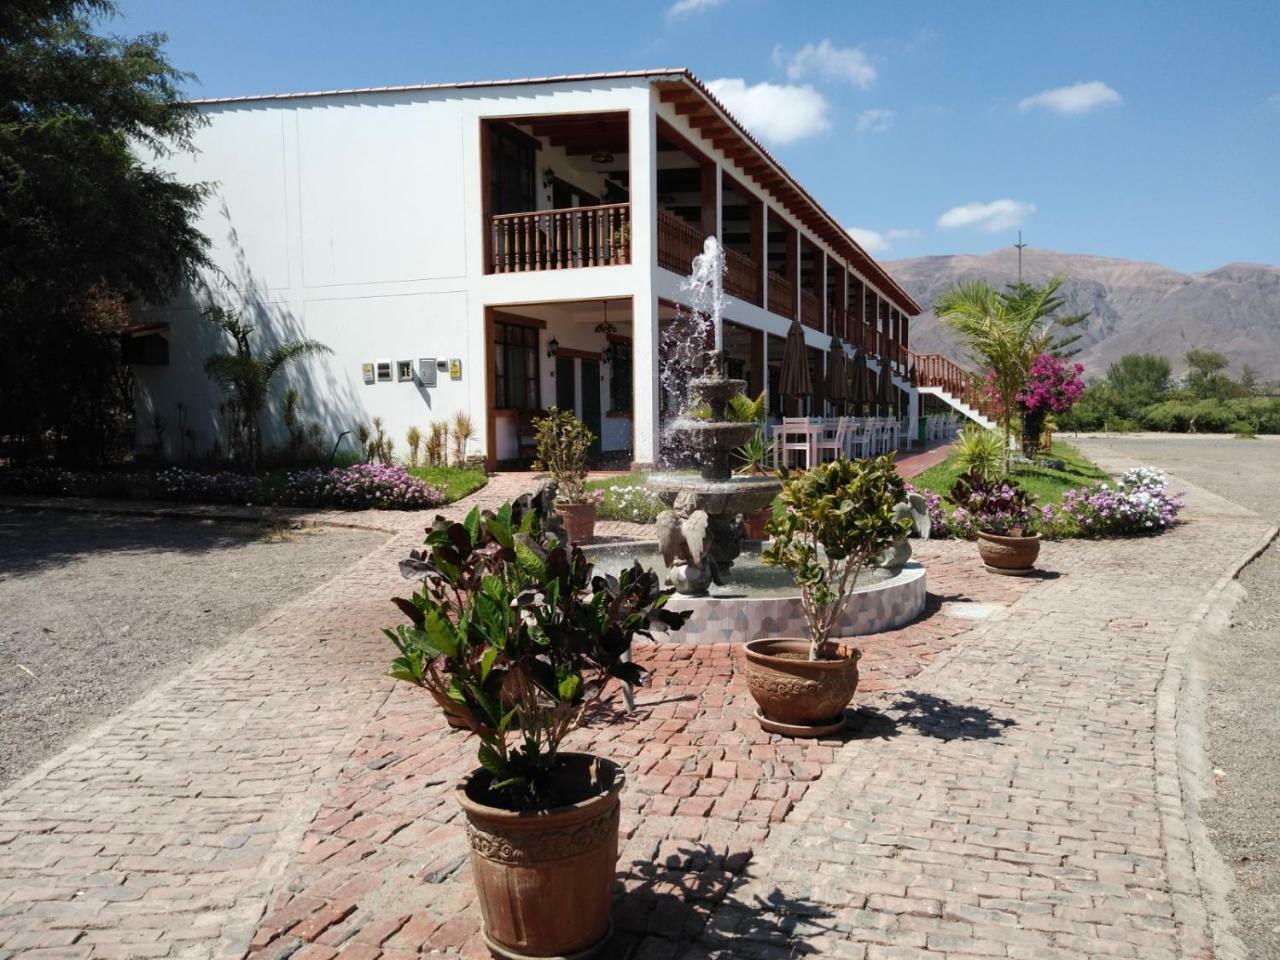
[908, 351, 998, 431]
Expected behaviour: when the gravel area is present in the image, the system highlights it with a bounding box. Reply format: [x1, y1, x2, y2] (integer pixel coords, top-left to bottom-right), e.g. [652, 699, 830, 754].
[0, 509, 386, 789]
[1074, 434, 1280, 959]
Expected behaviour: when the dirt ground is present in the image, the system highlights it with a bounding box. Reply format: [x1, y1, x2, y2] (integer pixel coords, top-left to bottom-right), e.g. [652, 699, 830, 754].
[0, 509, 386, 789]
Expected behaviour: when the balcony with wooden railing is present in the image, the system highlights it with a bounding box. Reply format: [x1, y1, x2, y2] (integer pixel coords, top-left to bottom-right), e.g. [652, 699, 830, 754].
[800, 290, 821, 331]
[909, 350, 1001, 421]
[723, 246, 761, 305]
[767, 272, 795, 320]
[489, 203, 630, 273]
[656, 208, 702, 276]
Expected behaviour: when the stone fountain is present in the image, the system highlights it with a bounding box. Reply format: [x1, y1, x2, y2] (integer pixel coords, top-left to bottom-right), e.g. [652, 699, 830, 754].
[649, 238, 782, 595]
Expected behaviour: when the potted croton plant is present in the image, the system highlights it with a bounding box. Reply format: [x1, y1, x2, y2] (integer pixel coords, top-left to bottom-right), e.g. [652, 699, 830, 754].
[948, 471, 1041, 574]
[385, 498, 689, 959]
[533, 406, 600, 543]
[748, 455, 912, 737]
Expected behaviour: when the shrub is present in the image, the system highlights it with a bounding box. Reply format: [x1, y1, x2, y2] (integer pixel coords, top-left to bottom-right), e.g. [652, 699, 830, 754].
[903, 482, 949, 538]
[384, 499, 690, 809]
[406, 426, 422, 468]
[450, 411, 475, 465]
[282, 464, 444, 510]
[425, 421, 449, 468]
[1043, 466, 1183, 537]
[764, 456, 911, 658]
[947, 472, 1038, 536]
[532, 407, 594, 504]
[597, 482, 663, 523]
[154, 467, 263, 504]
[954, 425, 1006, 481]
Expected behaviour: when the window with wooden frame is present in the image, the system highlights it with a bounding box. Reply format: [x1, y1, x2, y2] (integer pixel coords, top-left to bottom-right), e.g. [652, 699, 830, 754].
[493, 321, 540, 411]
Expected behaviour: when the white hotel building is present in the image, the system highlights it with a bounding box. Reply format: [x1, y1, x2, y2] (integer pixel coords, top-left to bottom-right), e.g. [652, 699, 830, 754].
[129, 68, 924, 469]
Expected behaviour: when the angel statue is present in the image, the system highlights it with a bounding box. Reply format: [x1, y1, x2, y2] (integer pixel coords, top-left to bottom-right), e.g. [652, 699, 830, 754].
[879, 491, 931, 571]
[655, 507, 719, 596]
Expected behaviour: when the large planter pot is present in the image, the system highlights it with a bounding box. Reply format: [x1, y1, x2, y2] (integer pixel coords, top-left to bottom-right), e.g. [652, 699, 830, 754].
[558, 501, 597, 544]
[976, 531, 1041, 575]
[742, 505, 773, 540]
[743, 638, 861, 738]
[457, 753, 623, 959]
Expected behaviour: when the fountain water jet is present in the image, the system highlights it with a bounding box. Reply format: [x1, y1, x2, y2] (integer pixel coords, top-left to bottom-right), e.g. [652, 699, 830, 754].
[648, 237, 782, 595]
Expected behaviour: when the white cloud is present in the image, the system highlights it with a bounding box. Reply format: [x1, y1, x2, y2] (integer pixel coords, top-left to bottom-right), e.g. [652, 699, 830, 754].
[667, 0, 727, 18]
[854, 108, 895, 134]
[1018, 81, 1122, 115]
[781, 39, 877, 89]
[937, 199, 1035, 233]
[705, 78, 830, 145]
[846, 226, 919, 254]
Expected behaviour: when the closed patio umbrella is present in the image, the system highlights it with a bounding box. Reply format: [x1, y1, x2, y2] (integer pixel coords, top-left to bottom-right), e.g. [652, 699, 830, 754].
[825, 336, 849, 414]
[778, 318, 811, 415]
[876, 359, 894, 417]
[849, 350, 869, 416]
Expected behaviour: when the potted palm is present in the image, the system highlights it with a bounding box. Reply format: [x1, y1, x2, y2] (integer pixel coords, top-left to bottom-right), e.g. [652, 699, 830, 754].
[533, 406, 599, 543]
[948, 471, 1040, 574]
[747, 455, 912, 736]
[385, 499, 690, 958]
[734, 426, 775, 539]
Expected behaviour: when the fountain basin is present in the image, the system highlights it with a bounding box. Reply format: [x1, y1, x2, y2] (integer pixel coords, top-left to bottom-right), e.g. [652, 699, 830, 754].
[583, 542, 926, 645]
[645, 472, 780, 515]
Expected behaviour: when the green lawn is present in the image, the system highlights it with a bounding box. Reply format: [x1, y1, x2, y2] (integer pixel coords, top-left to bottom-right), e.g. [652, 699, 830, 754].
[410, 466, 488, 503]
[909, 441, 1108, 506]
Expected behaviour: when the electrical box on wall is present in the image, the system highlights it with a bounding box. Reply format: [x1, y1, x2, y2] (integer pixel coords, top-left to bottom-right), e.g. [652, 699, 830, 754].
[418, 358, 437, 387]
[361, 362, 375, 385]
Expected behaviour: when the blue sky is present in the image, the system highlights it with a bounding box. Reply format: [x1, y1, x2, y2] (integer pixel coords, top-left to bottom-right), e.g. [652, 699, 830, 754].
[113, 0, 1279, 273]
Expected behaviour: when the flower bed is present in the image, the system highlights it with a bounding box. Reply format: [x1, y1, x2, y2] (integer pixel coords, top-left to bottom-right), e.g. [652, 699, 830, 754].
[0, 463, 446, 511]
[282, 464, 444, 510]
[596, 482, 660, 523]
[1042, 467, 1184, 537]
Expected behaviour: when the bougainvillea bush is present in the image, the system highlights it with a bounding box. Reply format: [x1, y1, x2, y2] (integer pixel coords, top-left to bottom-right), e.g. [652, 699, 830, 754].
[1017, 353, 1085, 456]
[1042, 467, 1184, 538]
[282, 464, 445, 510]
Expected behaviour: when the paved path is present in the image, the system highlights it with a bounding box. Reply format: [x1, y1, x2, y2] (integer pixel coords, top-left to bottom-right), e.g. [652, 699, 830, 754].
[0, 458, 1272, 959]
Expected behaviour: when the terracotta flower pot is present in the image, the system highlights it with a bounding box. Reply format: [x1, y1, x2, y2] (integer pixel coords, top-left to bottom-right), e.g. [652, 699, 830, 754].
[742, 505, 773, 540]
[976, 531, 1041, 575]
[456, 754, 623, 959]
[743, 638, 861, 737]
[558, 501, 597, 544]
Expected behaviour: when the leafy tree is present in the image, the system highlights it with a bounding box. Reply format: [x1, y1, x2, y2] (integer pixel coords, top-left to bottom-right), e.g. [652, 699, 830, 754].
[1105, 354, 1172, 411]
[0, 0, 209, 463]
[1240, 365, 1259, 397]
[934, 275, 1088, 471]
[202, 307, 332, 470]
[1184, 349, 1236, 401]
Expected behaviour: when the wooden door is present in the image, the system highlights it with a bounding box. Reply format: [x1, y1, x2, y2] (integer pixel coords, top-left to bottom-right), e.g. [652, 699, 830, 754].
[555, 357, 575, 412]
[580, 359, 603, 457]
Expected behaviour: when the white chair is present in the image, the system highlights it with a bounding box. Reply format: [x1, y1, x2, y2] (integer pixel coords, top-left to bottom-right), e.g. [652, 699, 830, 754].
[871, 418, 892, 455]
[898, 417, 913, 450]
[777, 417, 814, 469]
[846, 418, 872, 459]
[814, 417, 849, 463]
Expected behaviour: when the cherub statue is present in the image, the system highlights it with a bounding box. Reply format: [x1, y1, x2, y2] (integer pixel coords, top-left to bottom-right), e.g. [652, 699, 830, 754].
[655, 507, 719, 595]
[879, 492, 930, 571]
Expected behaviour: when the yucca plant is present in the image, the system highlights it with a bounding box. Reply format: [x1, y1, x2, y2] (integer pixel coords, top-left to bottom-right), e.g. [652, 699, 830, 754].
[406, 426, 422, 469]
[954, 425, 1006, 481]
[203, 306, 333, 470]
[451, 411, 475, 465]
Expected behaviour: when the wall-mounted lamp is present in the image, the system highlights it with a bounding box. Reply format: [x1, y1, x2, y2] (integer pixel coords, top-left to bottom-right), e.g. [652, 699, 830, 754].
[546, 337, 559, 359]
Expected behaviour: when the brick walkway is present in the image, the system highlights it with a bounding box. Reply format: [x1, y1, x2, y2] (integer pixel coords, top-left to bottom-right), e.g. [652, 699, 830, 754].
[0, 469, 1272, 960]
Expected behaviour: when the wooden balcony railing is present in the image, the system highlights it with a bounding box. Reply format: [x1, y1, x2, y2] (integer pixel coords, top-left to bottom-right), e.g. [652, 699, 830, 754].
[723, 247, 761, 305]
[767, 272, 795, 319]
[800, 290, 821, 330]
[656, 208, 702, 276]
[490, 203, 630, 273]
[909, 350, 1001, 421]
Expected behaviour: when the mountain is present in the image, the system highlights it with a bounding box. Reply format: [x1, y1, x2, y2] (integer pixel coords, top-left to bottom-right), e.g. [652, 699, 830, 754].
[884, 248, 1280, 379]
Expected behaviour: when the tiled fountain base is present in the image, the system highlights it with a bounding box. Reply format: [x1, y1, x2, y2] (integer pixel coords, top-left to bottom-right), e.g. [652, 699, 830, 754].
[660, 561, 926, 645]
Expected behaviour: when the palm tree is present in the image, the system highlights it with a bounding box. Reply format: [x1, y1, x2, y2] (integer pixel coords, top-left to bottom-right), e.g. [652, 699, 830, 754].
[934, 275, 1086, 472]
[203, 306, 333, 470]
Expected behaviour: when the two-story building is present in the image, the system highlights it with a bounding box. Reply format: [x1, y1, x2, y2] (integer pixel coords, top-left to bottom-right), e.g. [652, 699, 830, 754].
[130, 68, 922, 469]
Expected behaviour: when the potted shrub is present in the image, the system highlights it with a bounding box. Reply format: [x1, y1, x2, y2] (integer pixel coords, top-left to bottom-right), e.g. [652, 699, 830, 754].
[385, 499, 690, 958]
[748, 455, 912, 737]
[734, 426, 775, 540]
[948, 471, 1040, 574]
[533, 406, 599, 543]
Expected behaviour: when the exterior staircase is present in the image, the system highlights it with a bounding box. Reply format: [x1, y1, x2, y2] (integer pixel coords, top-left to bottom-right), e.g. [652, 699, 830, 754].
[908, 352, 999, 431]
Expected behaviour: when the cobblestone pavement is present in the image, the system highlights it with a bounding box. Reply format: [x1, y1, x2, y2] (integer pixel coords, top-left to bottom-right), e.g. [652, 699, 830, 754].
[0, 463, 1272, 960]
